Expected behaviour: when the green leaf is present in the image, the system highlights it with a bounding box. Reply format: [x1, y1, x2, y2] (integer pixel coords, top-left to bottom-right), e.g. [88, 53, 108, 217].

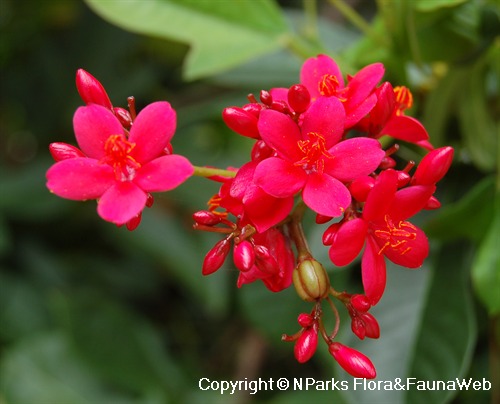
[84, 0, 289, 80]
[425, 176, 496, 244]
[405, 242, 477, 404]
[472, 194, 500, 314]
[414, 0, 468, 12]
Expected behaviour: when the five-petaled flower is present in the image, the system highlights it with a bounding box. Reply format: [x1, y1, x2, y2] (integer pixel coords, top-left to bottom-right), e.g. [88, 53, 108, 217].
[46, 101, 193, 225]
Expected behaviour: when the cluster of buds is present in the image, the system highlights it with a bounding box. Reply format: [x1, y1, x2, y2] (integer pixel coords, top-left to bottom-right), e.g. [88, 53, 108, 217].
[45, 54, 454, 378]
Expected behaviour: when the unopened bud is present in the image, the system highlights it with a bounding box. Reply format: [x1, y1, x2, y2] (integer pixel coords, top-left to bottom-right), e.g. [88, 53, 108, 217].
[233, 240, 255, 272]
[297, 313, 314, 328]
[350, 294, 371, 312]
[113, 107, 133, 129]
[49, 142, 85, 161]
[288, 84, 311, 114]
[328, 342, 376, 379]
[193, 210, 222, 226]
[424, 195, 441, 210]
[412, 146, 454, 185]
[293, 259, 330, 302]
[349, 176, 375, 202]
[360, 312, 380, 339]
[76, 69, 113, 109]
[222, 107, 260, 139]
[294, 326, 318, 363]
[322, 222, 340, 246]
[202, 238, 231, 275]
[254, 245, 279, 275]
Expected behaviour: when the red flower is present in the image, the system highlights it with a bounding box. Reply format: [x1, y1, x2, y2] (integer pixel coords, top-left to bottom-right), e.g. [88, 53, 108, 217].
[46, 102, 193, 225]
[254, 97, 385, 217]
[300, 54, 385, 128]
[329, 169, 435, 304]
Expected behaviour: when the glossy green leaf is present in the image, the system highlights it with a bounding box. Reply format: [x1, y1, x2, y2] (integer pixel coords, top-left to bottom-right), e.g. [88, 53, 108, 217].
[472, 194, 500, 314]
[405, 242, 477, 404]
[425, 176, 495, 244]
[84, 0, 289, 80]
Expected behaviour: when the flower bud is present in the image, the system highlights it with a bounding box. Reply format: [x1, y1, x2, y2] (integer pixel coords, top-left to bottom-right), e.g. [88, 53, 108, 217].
[233, 240, 255, 272]
[424, 195, 441, 210]
[75, 69, 113, 109]
[293, 259, 330, 302]
[260, 90, 272, 106]
[297, 313, 314, 328]
[254, 245, 279, 275]
[349, 176, 375, 202]
[49, 142, 85, 161]
[193, 210, 222, 226]
[351, 316, 366, 339]
[288, 84, 310, 114]
[322, 222, 340, 246]
[412, 146, 454, 185]
[251, 140, 275, 161]
[113, 107, 133, 129]
[125, 213, 142, 231]
[202, 238, 231, 275]
[222, 107, 260, 139]
[328, 342, 376, 379]
[350, 294, 371, 313]
[294, 326, 318, 363]
[360, 312, 380, 339]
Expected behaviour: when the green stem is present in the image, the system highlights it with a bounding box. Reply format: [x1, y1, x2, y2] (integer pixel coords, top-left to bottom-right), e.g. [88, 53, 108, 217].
[193, 165, 237, 179]
[327, 0, 386, 47]
[303, 0, 319, 42]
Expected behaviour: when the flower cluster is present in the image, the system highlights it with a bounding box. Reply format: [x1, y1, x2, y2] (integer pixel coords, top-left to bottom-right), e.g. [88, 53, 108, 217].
[46, 55, 453, 378]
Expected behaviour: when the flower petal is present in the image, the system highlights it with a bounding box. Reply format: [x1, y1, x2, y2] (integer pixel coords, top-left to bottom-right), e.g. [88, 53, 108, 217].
[46, 158, 114, 200]
[97, 181, 147, 225]
[258, 109, 302, 160]
[381, 115, 429, 143]
[302, 173, 351, 217]
[254, 157, 307, 198]
[380, 223, 429, 268]
[301, 97, 345, 148]
[389, 184, 436, 221]
[344, 63, 385, 111]
[134, 154, 193, 192]
[326, 138, 384, 182]
[329, 218, 368, 266]
[362, 169, 398, 222]
[362, 236, 387, 305]
[300, 54, 344, 99]
[129, 101, 176, 163]
[73, 105, 124, 159]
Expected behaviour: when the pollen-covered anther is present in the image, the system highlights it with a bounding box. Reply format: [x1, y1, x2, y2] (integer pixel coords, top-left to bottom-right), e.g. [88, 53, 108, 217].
[318, 74, 346, 101]
[102, 134, 141, 180]
[295, 132, 333, 174]
[374, 215, 417, 255]
[393, 86, 413, 115]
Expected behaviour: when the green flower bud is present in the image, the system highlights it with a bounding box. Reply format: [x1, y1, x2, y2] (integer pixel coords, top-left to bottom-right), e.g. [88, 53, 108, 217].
[293, 259, 330, 302]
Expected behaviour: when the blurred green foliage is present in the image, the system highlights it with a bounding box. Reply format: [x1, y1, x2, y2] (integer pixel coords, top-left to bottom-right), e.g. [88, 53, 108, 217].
[0, 0, 498, 403]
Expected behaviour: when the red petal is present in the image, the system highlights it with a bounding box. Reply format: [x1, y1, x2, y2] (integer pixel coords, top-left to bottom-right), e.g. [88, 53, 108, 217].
[254, 157, 307, 198]
[302, 173, 351, 217]
[362, 236, 387, 305]
[381, 115, 429, 143]
[97, 181, 147, 225]
[133, 154, 193, 192]
[329, 218, 368, 266]
[380, 223, 429, 268]
[73, 105, 124, 159]
[300, 54, 344, 99]
[301, 97, 345, 148]
[129, 101, 176, 163]
[46, 158, 114, 200]
[258, 109, 302, 160]
[362, 169, 398, 222]
[326, 138, 384, 182]
[389, 184, 436, 221]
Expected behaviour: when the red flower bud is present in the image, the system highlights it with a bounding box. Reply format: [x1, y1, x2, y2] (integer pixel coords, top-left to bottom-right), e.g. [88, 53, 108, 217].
[322, 222, 340, 246]
[222, 107, 260, 139]
[349, 176, 375, 202]
[315, 214, 333, 224]
[412, 146, 454, 185]
[125, 213, 142, 231]
[49, 142, 85, 162]
[350, 294, 371, 312]
[379, 156, 396, 169]
[351, 316, 366, 339]
[254, 245, 279, 275]
[260, 90, 272, 106]
[288, 84, 311, 114]
[202, 238, 231, 275]
[251, 140, 275, 161]
[75, 69, 113, 110]
[193, 210, 222, 226]
[360, 312, 380, 339]
[297, 313, 314, 328]
[424, 195, 441, 210]
[328, 342, 376, 379]
[294, 326, 318, 363]
[233, 240, 255, 272]
[113, 107, 133, 129]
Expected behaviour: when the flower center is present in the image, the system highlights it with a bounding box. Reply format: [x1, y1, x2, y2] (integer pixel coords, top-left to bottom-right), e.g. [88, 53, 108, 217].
[318, 74, 347, 101]
[294, 132, 333, 174]
[374, 215, 417, 255]
[393, 86, 413, 115]
[102, 134, 141, 180]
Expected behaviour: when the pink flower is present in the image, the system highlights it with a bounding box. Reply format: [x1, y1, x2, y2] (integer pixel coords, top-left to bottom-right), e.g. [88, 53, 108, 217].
[46, 102, 193, 225]
[300, 54, 385, 128]
[254, 97, 385, 217]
